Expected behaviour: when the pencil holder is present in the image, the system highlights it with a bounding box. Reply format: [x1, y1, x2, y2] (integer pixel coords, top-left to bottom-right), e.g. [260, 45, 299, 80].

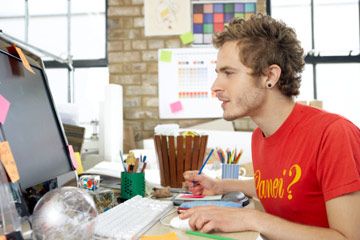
[121, 172, 145, 200]
[154, 134, 208, 188]
[221, 164, 240, 179]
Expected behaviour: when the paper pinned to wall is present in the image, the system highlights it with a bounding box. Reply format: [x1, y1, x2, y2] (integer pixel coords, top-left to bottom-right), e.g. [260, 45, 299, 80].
[144, 0, 191, 36]
[158, 48, 223, 119]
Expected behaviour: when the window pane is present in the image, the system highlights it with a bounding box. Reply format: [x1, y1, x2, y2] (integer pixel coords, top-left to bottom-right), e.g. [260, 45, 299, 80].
[314, 0, 359, 53]
[72, 0, 105, 13]
[28, 16, 68, 60]
[0, 18, 25, 41]
[0, 0, 25, 17]
[271, 0, 312, 52]
[28, 0, 67, 15]
[46, 68, 69, 105]
[71, 13, 106, 59]
[296, 64, 314, 101]
[317, 63, 360, 127]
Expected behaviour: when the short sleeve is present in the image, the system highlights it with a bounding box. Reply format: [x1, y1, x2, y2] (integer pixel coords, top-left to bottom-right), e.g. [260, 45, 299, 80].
[316, 118, 360, 201]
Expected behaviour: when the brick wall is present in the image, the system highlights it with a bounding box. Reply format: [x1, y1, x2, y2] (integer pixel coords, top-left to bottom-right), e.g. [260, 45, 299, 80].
[107, 0, 266, 148]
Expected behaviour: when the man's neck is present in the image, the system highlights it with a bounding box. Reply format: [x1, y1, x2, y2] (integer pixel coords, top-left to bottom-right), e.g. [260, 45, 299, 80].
[251, 95, 295, 137]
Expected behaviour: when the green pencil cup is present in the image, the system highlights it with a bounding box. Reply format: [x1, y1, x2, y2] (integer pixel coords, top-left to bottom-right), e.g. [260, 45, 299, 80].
[121, 172, 145, 200]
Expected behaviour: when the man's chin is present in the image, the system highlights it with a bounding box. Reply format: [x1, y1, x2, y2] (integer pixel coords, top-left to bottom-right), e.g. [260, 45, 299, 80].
[223, 114, 238, 121]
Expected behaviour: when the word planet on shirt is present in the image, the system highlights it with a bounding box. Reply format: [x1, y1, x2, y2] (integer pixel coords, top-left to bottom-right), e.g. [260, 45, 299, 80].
[255, 164, 302, 200]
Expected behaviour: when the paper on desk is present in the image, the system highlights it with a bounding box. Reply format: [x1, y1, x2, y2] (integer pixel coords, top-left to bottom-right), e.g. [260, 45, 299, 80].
[140, 232, 179, 240]
[174, 193, 222, 201]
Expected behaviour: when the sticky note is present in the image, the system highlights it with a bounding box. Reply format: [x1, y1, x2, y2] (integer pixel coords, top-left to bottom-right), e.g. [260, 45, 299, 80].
[74, 152, 84, 175]
[170, 101, 183, 113]
[160, 8, 169, 18]
[140, 232, 179, 240]
[68, 145, 78, 169]
[0, 95, 10, 124]
[180, 32, 195, 45]
[159, 50, 172, 62]
[0, 141, 20, 183]
[14, 45, 35, 74]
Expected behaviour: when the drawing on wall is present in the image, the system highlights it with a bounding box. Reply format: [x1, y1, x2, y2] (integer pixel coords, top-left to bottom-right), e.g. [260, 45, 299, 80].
[192, 0, 257, 45]
[145, 0, 191, 36]
[158, 48, 223, 119]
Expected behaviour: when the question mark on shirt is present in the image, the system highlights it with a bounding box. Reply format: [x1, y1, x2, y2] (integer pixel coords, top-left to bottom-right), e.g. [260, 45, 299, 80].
[286, 164, 301, 200]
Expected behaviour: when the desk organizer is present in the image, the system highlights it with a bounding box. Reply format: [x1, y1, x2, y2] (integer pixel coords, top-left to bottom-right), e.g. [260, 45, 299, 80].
[222, 164, 240, 179]
[120, 172, 145, 200]
[154, 134, 208, 188]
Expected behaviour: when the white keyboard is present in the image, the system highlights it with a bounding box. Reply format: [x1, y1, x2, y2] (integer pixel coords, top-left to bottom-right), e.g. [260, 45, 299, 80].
[94, 195, 173, 240]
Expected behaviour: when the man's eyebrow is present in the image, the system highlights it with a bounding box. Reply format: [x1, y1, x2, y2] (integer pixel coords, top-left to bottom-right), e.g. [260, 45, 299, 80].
[215, 66, 238, 73]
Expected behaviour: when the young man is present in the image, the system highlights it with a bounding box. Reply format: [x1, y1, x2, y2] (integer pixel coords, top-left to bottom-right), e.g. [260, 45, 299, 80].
[181, 14, 360, 240]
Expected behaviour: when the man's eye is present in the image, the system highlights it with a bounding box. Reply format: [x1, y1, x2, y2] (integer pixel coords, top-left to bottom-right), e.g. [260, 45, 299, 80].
[224, 71, 233, 76]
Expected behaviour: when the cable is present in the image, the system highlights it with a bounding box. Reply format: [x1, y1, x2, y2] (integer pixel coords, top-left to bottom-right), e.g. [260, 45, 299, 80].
[159, 208, 177, 226]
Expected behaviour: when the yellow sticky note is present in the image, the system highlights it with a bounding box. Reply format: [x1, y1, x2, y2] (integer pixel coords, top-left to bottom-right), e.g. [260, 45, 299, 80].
[160, 8, 169, 18]
[14, 45, 35, 74]
[180, 32, 195, 45]
[140, 232, 179, 240]
[74, 152, 84, 175]
[159, 50, 172, 62]
[0, 141, 20, 183]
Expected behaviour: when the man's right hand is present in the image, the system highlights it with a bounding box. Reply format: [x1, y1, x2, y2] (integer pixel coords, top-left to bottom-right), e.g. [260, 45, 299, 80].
[183, 171, 222, 195]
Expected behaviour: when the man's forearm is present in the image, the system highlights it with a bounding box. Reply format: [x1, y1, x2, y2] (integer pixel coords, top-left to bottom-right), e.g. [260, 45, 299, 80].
[250, 210, 347, 240]
[217, 178, 257, 197]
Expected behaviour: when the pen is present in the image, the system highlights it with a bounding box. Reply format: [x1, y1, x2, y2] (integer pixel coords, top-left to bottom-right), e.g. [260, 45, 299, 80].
[186, 230, 236, 240]
[120, 151, 127, 172]
[198, 148, 214, 175]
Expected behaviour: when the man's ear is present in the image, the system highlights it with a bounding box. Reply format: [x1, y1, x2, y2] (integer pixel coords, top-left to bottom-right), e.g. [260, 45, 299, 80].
[265, 64, 281, 88]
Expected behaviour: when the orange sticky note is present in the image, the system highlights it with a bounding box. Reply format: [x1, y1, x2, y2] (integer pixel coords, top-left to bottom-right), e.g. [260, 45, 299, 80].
[0, 141, 20, 183]
[140, 232, 179, 240]
[14, 45, 35, 74]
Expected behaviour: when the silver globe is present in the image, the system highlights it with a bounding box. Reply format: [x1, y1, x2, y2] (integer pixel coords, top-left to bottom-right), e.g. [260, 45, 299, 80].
[31, 186, 98, 240]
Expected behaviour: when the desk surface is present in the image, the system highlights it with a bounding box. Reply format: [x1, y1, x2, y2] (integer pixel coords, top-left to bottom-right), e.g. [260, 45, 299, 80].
[144, 202, 259, 240]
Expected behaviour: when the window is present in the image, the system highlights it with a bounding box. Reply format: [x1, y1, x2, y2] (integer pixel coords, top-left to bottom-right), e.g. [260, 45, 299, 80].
[0, 0, 108, 132]
[271, 0, 360, 127]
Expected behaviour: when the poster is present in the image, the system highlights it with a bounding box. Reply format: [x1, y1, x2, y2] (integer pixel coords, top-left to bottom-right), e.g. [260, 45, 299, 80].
[192, 0, 257, 45]
[145, 0, 192, 36]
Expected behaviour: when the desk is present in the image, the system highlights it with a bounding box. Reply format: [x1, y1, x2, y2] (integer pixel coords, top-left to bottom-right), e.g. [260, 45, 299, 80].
[144, 201, 260, 240]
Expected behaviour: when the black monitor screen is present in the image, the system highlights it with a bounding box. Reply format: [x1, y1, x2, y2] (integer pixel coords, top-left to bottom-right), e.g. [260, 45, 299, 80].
[0, 47, 73, 190]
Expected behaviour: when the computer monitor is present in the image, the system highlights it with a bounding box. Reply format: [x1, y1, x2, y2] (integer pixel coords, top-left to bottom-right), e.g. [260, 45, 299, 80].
[0, 35, 74, 192]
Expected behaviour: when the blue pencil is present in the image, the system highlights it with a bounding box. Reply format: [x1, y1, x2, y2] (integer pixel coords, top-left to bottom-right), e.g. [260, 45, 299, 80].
[198, 148, 214, 175]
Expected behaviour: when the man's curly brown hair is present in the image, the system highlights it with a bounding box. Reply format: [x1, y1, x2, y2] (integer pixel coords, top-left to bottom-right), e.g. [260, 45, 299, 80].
[213, 14, 305, 97]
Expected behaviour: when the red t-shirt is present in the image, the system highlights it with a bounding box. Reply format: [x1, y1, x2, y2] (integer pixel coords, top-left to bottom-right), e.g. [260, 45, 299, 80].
[252, 103, 360, 227]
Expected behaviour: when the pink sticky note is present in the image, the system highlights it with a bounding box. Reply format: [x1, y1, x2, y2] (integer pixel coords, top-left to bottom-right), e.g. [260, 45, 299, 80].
[170, 101, 183, 113]
[0, 95, 10, 124]
[68, 145, 78, 169]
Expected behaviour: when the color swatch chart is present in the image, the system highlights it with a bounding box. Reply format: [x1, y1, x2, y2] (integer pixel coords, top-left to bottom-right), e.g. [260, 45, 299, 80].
[192, 0, 257, 45]
[158, 48, 223, 119]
